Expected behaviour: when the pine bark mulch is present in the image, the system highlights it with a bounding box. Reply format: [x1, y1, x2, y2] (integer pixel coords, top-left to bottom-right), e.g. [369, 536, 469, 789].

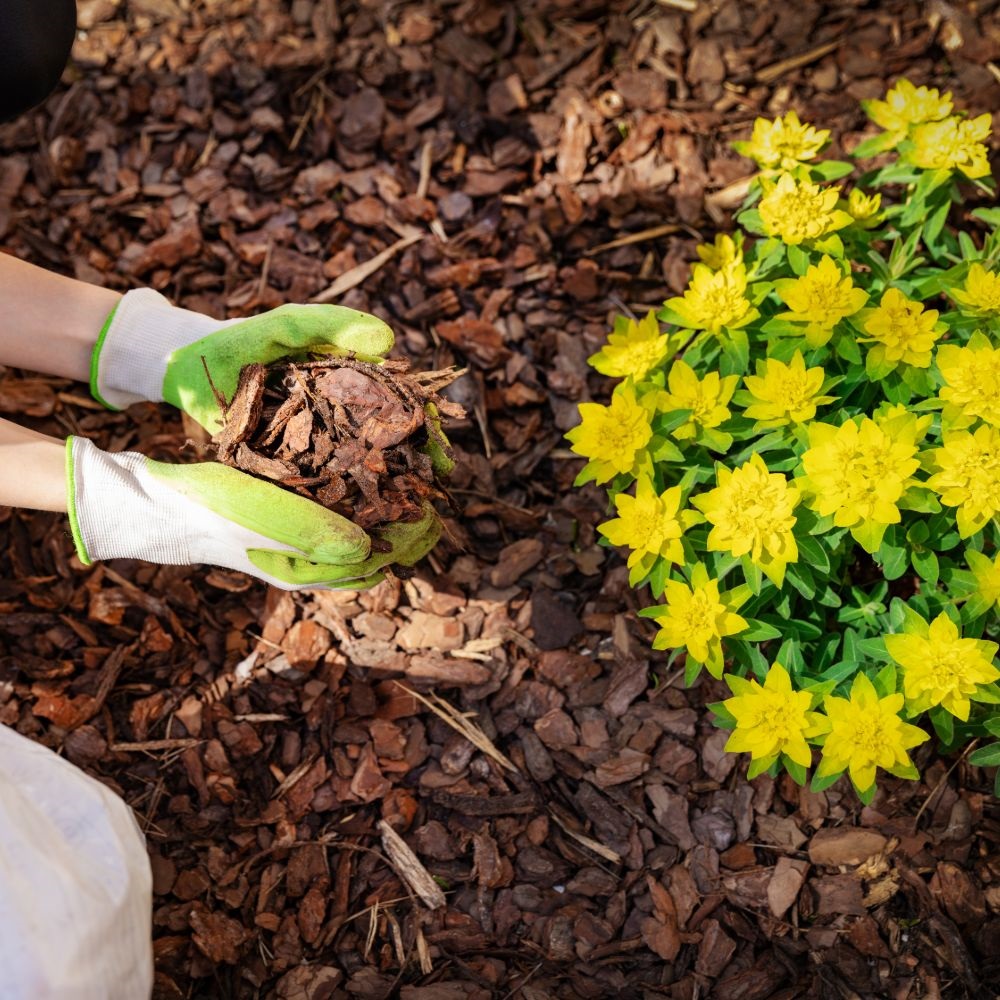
[1, 1, 1000, 998]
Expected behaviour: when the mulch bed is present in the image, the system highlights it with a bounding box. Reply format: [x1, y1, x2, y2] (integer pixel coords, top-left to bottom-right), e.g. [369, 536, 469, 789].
[2, 1, 1000, 997]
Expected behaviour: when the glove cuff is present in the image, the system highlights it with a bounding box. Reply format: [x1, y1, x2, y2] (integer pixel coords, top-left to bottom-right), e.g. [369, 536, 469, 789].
[90, 288, 230, 410]
[66, 436, 192, 565]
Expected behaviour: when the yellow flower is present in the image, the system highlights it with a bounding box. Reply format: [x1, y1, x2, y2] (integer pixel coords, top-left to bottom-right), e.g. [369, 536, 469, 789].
[775, 255, 869, 346]
[926, 425, 1000, 538]
[649, 562, 747, 676]
[847, 189, 882, 227]
[567, 384, 654, 485]
[691, 453, 800, 587]
[758, 173, 853, 246]
[589, 310, 672, 382]
[817, 673, 929, 793]
[862, 79, 952, 138]
[905, 115, 992, 178]
[599, 476, 687, 583]
[799, 411, 926, 530]
[967, 549, 1000, 610]
[937, 336, 1000, 429]
[660, 361, 739, 440]
[696, 233, 743, 271]
[665, 261, 757, 334]
[885, 612, 1000, 721]
[861, 287, 942, 368]
[723, 662, 828, 768]
[733, 110, 830, 170]
[741, 351, 833, 426]
[950, 263, 1000, 316]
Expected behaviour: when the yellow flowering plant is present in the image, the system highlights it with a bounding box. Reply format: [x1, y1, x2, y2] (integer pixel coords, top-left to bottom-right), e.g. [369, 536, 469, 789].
[572, 79, 1000, 802]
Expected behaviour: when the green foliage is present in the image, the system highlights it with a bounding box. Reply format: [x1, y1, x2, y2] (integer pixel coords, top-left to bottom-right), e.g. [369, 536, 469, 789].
[572, 79, 1000, 799]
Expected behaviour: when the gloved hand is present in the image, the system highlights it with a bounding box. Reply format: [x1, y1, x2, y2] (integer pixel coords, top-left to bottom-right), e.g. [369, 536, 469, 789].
[90, 288, 394, 431]
[66, 437, 441, 590]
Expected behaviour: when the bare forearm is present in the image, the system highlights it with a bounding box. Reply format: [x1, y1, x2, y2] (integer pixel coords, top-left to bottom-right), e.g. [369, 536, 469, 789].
[0, 253, 120, 380]
[0, 418, 67, 512]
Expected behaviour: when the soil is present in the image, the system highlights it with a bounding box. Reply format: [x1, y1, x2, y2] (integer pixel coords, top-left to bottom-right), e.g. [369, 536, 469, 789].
[1, 1, 1000, 998]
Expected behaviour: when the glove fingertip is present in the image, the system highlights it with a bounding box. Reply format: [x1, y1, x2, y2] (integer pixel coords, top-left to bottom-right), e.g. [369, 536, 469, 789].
[309, 520, 371, 565]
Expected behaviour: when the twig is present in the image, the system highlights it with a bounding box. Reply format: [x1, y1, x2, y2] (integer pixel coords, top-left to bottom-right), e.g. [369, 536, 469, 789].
[585, 223, 684, 255]
[756, 41, 840, 84]
[549, 810, 622, 863]
[110, 738, 202, 752]
[395, 682, 517, 772]
[416, 139, 433, 200]
[914, 740, 979, 828]
[311, 231, 424, 303]
[200, 354, 229, 412]
[377, 820, 446, 909]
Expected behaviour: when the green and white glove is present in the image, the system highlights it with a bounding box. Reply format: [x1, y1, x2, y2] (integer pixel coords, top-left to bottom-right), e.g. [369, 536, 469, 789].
[65, 437, 440, 590]
[90, 289, 394, 431]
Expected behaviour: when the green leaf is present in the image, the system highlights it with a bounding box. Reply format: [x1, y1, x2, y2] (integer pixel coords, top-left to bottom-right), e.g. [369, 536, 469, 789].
[888, 760, 921, 781]
[698, 427, 734, 454]
[742, 556, 763, 595]
[740, 618, 783, 641]
[833, 331, 863, 365]
[730, 639, 770, 677]
[911, 547, 939, 585]
[865, 349, 896, 381]
[851, 520, 888, 554]
[821, 660, 860, 685]
[786, 244, 811, 276]
[877, 537, 909, 581]
[649, 436, 686, 464]
[873, 663, 897, 698]
[972, 207, 1000, 227]
[923, 198, 952, 258]
[783, 757, 808, 785]
[747, 755, 778, 779]
[737, 208, 765, 235]
[857, 637, 890, 662]
[683, 656, 703, 686]
[709, 700, 736, 727]
[961, 595, 994, 624]
[813, 233, 844, 257]
[851, 133, 897, 159]
[654, 409, 695, 435]
[855, 782, 877, 806]
[795, 532, 831, 574]
[972, 684, 1000, 706]
[930, 707, 955, 748]
[786, 563, 816, 600]
[968, 743, 1000, 767]
[811, 159, 854, 181]
[776, 637, 804, 674]
[647, 557, 672, 599]
[720, 327, 750, 376]
[841, 629, 862, 664]
[774, 617, 824, 640]
[810, 767, 844, 793]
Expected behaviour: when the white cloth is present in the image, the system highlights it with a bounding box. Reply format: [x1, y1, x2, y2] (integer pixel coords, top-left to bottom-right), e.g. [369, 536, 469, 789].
[94, 288, 238, 410]
[0, 725, 153, 999]
[68, 436, 329, 590]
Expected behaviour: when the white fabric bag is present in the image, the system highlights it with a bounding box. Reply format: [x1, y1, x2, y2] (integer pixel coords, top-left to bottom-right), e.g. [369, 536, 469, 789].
[0, 725, 153, 999]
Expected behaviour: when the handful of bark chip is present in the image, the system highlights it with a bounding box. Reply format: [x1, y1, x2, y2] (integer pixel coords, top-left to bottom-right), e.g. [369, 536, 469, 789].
[211, 355, 464, 538]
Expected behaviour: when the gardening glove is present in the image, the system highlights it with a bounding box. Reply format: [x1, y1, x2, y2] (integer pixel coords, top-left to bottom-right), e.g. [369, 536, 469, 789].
[66, 436, 441, 590]
[90, 288, 395, 432]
